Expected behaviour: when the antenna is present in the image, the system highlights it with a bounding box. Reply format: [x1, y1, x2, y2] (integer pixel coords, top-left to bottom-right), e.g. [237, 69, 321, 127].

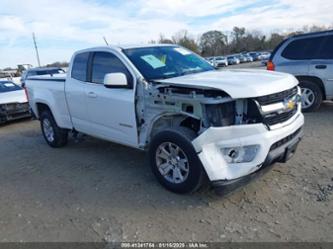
[32, 32, 41, 67]
[103, 36, 109, 46]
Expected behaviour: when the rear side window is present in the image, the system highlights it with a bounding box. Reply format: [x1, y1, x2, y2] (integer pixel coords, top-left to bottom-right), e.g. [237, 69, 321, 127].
[91, 52, 132, 85]
[281, 36, 324, 60]
[71, 52, 89, 81]
[317, 35, 333, 59]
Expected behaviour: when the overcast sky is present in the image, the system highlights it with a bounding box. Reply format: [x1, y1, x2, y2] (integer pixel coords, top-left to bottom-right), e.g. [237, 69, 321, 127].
[1, 0, 332, 68]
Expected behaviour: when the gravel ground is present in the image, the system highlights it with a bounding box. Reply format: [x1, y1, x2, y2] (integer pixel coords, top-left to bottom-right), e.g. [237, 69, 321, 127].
[0, 73, 332, 242]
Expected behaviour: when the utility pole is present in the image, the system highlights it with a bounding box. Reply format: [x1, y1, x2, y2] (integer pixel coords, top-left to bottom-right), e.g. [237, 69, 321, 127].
[32, 32, 41, 67]
[103, 36, 109, 46]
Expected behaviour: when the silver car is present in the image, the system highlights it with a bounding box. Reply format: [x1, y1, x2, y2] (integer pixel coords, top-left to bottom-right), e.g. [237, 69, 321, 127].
[268, 30, 333, 111]
[214, 56, 228, 67]
[227, 56, 240, 65]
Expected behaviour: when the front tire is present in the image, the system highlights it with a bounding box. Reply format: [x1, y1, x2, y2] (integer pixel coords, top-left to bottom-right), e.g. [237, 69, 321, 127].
[299, 80, 323, 112]
[40, 110, 68, 148]
[149, 127, 206, 194]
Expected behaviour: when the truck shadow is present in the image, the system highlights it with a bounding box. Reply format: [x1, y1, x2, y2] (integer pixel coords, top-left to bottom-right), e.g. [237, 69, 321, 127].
[0, 117, 33, 128]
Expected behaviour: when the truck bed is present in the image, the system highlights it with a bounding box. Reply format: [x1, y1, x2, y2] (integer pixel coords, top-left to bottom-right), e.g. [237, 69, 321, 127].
[25, 74, 73, 129]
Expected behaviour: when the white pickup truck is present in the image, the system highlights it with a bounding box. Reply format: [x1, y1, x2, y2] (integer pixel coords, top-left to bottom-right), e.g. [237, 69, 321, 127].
[26, 44, 304, 193]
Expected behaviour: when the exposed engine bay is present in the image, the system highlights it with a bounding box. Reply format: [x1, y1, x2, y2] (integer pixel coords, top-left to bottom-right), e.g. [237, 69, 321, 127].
[136, 79, 267, 148]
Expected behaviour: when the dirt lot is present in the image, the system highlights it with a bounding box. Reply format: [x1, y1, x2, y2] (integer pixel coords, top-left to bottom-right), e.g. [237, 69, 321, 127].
[0, 83, 332, 242]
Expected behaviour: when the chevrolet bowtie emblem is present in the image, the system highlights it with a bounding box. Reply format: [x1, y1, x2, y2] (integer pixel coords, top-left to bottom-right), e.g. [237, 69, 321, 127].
[284, 98, 296, 110]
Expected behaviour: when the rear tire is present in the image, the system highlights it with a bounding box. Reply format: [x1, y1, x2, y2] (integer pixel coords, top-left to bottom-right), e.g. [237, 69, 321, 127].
[149, 127, 206, 194]
[299, 80, 322, 112]
[40, 110, 68, 148]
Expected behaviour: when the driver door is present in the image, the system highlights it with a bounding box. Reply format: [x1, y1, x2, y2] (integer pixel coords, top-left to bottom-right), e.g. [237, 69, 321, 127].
[85, 51, 138, 147]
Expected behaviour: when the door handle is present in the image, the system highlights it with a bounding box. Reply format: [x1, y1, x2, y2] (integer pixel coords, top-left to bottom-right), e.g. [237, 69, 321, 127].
[315, 65, 327, 69]
[87, 92, 97, 98]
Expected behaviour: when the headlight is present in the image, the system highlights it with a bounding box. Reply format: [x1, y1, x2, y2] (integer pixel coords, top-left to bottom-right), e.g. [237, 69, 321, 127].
[221, 145, 259, 163]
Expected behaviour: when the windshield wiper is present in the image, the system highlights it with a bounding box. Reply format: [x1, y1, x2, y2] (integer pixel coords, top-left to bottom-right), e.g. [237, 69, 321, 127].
[152, 69, 207, 81]
[180, 68, 204, 76]
[152, 75, 175, 80]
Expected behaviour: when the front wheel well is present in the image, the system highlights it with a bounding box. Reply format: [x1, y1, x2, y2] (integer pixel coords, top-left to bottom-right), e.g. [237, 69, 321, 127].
[296, 76, 326, 100]
[149, 115, 200, 143]
[36, 103, 51, 118]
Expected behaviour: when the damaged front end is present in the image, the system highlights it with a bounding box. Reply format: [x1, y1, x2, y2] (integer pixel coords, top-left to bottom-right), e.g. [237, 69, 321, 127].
[136, 79, 304, 183]
[0, 102, 31, 124]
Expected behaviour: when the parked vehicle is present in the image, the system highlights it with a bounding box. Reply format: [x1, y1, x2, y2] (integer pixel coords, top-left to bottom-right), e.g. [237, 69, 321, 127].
[227, 56, 240, 65]
[244, 55, 254, 62]
[26, 44, 304, 194]
[248, 52, 260, 61]
[21, 67, 65, 87]
[0, 80, 31, 124]
[259, 52, 271, 61]
[214, 56, 228, 67]
[236, 54, 248, 63]
[267, 30, 333, 111]
[205, 57, 217, 67]
[261, 59, 269, 66]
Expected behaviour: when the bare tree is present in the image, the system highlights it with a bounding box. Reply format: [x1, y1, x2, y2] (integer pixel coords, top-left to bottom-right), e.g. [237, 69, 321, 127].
[200, 30, 227, 56]
[172, 30, 200, 53]
[158, 34, 174, 44]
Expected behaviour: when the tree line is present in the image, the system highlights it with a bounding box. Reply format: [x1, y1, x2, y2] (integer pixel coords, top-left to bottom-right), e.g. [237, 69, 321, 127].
[151, 25, 333, 57]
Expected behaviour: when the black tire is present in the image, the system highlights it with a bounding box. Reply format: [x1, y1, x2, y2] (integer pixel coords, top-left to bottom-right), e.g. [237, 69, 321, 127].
[299, 80, 323, 112]
[40, 110, 68, 148]
[149, 127, 206, 194]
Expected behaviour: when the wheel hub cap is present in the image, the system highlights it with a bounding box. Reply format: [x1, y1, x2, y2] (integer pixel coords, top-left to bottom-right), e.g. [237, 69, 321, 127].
[43, 118, 55, 142]
[301, 87, 315, 109]
[155, 142, 189, 184]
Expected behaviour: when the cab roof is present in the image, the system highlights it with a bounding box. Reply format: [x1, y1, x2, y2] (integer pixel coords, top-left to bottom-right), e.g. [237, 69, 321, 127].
[75, 44, 177, 54]
[117, 43, 176, 50]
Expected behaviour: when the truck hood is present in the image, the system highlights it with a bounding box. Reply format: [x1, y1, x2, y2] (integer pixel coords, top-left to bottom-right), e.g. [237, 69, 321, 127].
[156, 69, 298, 98]
[0, 90, 27, 105]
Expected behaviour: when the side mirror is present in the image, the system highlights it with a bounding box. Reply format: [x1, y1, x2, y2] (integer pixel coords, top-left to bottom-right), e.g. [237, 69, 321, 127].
[103, 73, 128, 88]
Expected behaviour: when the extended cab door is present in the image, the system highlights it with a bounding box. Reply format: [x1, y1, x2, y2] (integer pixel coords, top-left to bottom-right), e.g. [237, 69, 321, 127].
[65, 52, 91, 132]
[84, 51, 138, 147]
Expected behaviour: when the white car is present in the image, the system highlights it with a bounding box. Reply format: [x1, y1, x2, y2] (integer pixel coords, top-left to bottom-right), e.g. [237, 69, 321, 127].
[26, 44, 304, 194]
[205, 57, 217, 67]
[0, 80, 31, 124]
[258, 52, 271, 60]
[213, 56, 228, 67]
[227, 56, 240, 65]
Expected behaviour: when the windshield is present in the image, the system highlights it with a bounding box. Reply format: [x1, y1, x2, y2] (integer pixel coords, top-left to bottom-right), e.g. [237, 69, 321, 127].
[0, 81, 22, 93]
[123, 46, 214, 81]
